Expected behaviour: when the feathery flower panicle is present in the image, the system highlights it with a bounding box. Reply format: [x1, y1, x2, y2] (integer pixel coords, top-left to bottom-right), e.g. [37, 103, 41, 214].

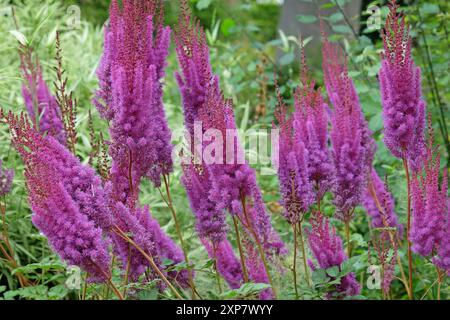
[23, 150, 110, 282]
[362, 169, 403, 238]
[410, 145, 448, 258]
[379, 0, 426, 171]
[182, 163, 228, 244]
[322, 37, 376, 222]
[20, 54, 66, 145]
[94, 0, 173, 205]
[294, 50, 334, 199]
[306, 211, 360, 298]
[432, 199, 450, 275]
[203, 239, 243, 289]
[174, 3, 220, 136]
[175, 8, 285, 257]
[274, 93, 314, 224]
[111, 203, 189, 287]
[0, 160, 14, 196]
[7, 113, 113, 230]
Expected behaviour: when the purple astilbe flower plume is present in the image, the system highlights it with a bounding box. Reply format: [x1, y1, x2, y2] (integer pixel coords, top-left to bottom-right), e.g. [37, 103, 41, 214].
[203, 239, 243, 289]
[410, 144, 448, 258]
[7, 113, 113, 230]
[25, 159, 111, 282]
[182, 162, 228, 244]
[20, 54, 66, 145]
[6, 114, 111, 282]
[363, 169, 403, 239]
[306, 211, 360, 298]
[379, 0, 426, 171]
[322, 36, 376, 222]
[94, 0, 173, 206]
[111, 203, 189, 287]
[294, 49, 334, 200]
[0, 160, 14, 196]
[175, 6, 285, 257]
[433, 199, 450, 275]
[274, 91, 314, 224]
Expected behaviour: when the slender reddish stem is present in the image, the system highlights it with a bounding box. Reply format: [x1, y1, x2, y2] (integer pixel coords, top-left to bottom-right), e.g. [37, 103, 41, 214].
[232, 215, 249, 282]
[402, 157, 414, 299]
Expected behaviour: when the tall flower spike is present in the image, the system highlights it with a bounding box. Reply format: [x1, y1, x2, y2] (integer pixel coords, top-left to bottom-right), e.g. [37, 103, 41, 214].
[410, 144, 448, 258]
[362, 169, 403, 239]
[306, 211, 360, 298]
[432, 199, 450, 275]
[294, 47, 334, 200]
[322, 35, 376, 222]
[7, 115, 111, 282]
[0, 160, 14, 196]
[94, 0, 173, 206]
[175, 7, 286, 257]
[379, 0, 426, 171]
[7, 113, 113, 230]
[20, 51, 66, 145]
[274, 89, 314, 224]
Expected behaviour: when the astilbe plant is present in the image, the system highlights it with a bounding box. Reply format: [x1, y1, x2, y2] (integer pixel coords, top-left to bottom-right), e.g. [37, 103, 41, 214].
[411, 141, 449, 273]
[19, 47, 66, 145]
[293, 50, 334, 202]
[306, 211, 360, 299]
[175, 6, 285, 297]
[379, 0, 426, 171]
[94, 0, 173, 206]
[274, 91, 314, 225]
[0, 160, 14, 197]
[7, 113, 111, 282]
[322, 37, 376, 223]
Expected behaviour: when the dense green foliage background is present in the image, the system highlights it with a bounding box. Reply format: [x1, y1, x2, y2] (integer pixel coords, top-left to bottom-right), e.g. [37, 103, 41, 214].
[0, 0, 448, 299]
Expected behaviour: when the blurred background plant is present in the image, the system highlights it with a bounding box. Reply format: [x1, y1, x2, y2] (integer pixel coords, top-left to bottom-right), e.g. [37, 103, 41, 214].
[0, 0, 448, 300]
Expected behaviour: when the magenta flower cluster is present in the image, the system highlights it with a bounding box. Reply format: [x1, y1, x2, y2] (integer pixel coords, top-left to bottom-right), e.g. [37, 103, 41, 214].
[379, 1, 426, 171]
[322, 38, 376, 222]
[95, 0, 173, 206]
[21, 60, 66, 145]
[411, 146, 449, 274]
[306, 212, 360, 298]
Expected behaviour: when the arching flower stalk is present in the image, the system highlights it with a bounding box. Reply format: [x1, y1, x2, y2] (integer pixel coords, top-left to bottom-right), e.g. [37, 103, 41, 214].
[379, 0, 428, 297]
[175, 4, 285, 298]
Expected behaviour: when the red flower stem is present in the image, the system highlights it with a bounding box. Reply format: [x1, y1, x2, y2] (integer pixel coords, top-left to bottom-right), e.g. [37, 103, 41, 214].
[232, 214, 249, 283]
[402, 157, 414, 299]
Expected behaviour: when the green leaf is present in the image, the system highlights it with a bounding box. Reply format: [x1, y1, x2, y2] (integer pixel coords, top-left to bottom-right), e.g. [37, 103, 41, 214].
[9, 30, 28, 45]
[332, 25, 352, 34]
[326, 266, 340, 278]
[312, 269, 328, 285]
[420, 3, 439, 15]
[296, 15, 317, 24]
[280, 52, 295, 66]
[328, 12, 344, 23]
[196, 0, 213, 10]
[221, 18, 236, 36]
